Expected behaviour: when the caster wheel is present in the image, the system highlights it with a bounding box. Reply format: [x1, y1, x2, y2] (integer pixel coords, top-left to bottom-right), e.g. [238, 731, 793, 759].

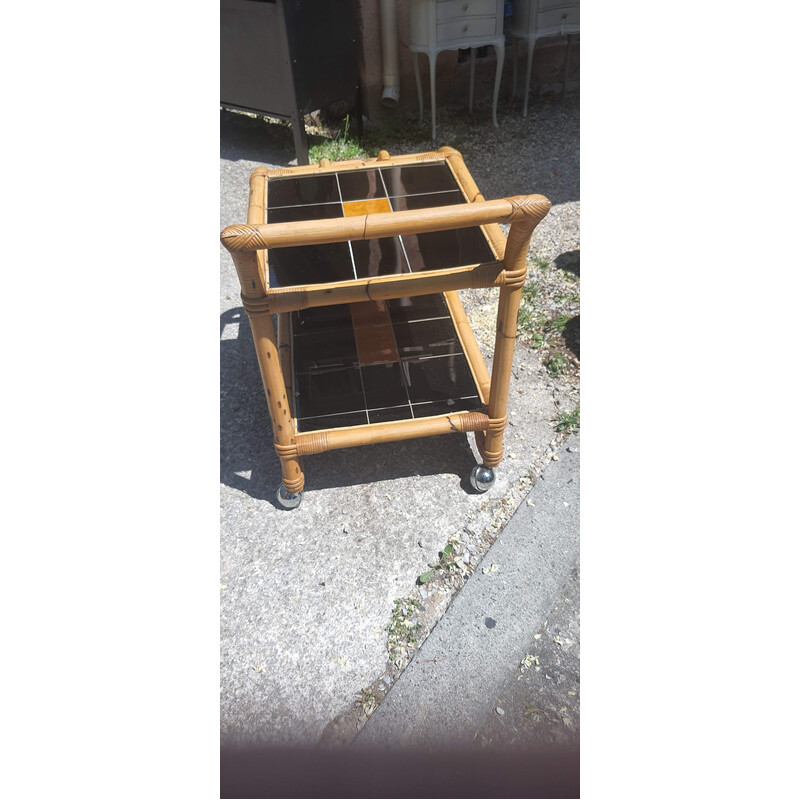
[276, 485, 302, 509]
[469, 464, 496, 493]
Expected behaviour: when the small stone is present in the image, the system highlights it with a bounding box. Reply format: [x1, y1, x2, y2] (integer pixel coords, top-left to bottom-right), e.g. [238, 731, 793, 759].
[496, 707, 505, 716]
[382, 676, 391, 686]
[467, 545, 476, 553]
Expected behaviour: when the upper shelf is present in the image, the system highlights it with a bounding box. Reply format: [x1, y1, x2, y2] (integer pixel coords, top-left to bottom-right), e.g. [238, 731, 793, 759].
[265, 162, 498, 290]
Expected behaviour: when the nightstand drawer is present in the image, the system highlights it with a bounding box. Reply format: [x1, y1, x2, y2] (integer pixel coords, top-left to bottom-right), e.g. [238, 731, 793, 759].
[436, 15, 499, 43]
[537, 0, 577, 10]
[536, 6, 580, 34]
[436, 0, 498, 22]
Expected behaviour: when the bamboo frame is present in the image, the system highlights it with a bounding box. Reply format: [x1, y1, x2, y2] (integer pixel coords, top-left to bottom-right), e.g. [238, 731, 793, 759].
[221, 147, 551, 497]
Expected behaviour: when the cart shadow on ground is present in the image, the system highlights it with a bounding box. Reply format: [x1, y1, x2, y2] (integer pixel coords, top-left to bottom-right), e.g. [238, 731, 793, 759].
[221, 308, 480, 508]
[554, 249, 579, 360]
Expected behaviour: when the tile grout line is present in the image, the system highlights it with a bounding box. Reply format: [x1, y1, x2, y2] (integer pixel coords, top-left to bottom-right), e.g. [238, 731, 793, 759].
[378, 168, 416, 420]
[334, 171, 359, 281]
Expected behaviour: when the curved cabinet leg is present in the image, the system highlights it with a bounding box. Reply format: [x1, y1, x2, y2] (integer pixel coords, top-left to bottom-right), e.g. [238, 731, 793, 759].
[510, 36, 518, 100]
[428, 50, 438, 141]
[413, 50, 424, 124]
[492, 39, 505, 128]
[469, 47, 476, 114]
[523, 37, 536, 118]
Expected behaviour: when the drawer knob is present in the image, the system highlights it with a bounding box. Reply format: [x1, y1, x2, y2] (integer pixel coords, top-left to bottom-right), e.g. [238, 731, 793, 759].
[463, 23, 469, 32]
[463, 3, 468, 10]
[561, 12, 567, 19]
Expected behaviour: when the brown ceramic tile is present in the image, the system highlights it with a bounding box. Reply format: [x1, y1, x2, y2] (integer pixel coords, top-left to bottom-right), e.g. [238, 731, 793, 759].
[268, 242, 354, 288]
[268, 174, 340, 207]
[393, 319, 464, 358]
[337, 169, 387, 202]
[292, 327, 358, 373]
[294, 366, 364, 419]
[401, 228, 495, 272]
[268, 203, 343, 224]
[368, 405, 414, 424]
[293, 303, 353, 334]
[349, 302, 399, 365]
[360, 362, 408, 410]
[389, 190, 465, 212]
[298, 411, 368, 432]
[402, 353, 479, 404]
[412, 397, 482, 418]
[379, 163, 461, 197]
[387, 294, 449, 323]
[350, 237, 410, 279]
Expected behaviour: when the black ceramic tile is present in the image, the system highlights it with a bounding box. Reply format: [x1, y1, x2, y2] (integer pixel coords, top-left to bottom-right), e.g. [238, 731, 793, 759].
[351, 237, 410, 279]
[294, 366, 364, 419]
[389, 190, 465, 212]
[337, 169, 387, 202]
[420, 233, 494, 271]
[293, 303, 353, 334]
[268, 175, 340, 207]
[393, 319, 464, 358]
[412, 397, 482, 418]
[268, 203, 343, 224]
[401, 228, 496, 272]
[387, 294, 449, 323]
[268, 242, 354, 288]
[379, 163, 461, 197]
[360, 362, 408, 410]
[298, 411, 368, 432]
[402, 353, 479, 404]
[293, 327, 358, 373]
[369, 405, 413, 424]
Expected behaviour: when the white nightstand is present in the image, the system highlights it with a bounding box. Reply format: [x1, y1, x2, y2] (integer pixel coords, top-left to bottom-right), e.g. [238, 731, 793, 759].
[509, 0, 580, 117]
[409, 0, 506, 140]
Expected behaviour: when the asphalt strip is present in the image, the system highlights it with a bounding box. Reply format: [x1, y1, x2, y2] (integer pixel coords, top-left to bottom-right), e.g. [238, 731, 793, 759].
[353, 434, 580, 750]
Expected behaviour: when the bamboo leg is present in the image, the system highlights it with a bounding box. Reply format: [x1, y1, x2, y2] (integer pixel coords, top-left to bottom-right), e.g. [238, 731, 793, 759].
[221, 236, 305, 495]
[482, 198, 548, 469]
[248, 311, 305, 494]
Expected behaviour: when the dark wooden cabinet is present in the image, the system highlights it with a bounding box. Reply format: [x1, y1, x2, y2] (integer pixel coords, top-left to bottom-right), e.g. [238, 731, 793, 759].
[220, 0, 361, 165]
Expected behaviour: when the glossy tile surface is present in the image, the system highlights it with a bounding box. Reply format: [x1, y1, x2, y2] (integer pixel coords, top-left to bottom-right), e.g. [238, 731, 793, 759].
[272, 160, 491, 433]
[291, 295, 482, 433]
[379, 163, 461, 196]
[268, 203, 343, 224]
[350, 237, 409, 280]
[337, 169, 387, 202]
[400, 228, 495, 272]
[268, 242, 354, 288]
[264, 162, 498, 289]
[268, 174, 340, 207]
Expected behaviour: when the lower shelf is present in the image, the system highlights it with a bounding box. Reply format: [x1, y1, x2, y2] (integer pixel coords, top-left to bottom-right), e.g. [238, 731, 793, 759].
[287, 293, 489, 433]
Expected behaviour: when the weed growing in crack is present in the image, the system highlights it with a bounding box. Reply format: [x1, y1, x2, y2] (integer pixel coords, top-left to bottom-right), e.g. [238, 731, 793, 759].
[386, 598, 422, 667]
[545, 354, 567, 376]
[555, 408, 580, 433]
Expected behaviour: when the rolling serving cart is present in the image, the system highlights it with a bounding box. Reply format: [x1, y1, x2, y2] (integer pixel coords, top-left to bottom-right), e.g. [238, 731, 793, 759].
[221, 147, 550, 508]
